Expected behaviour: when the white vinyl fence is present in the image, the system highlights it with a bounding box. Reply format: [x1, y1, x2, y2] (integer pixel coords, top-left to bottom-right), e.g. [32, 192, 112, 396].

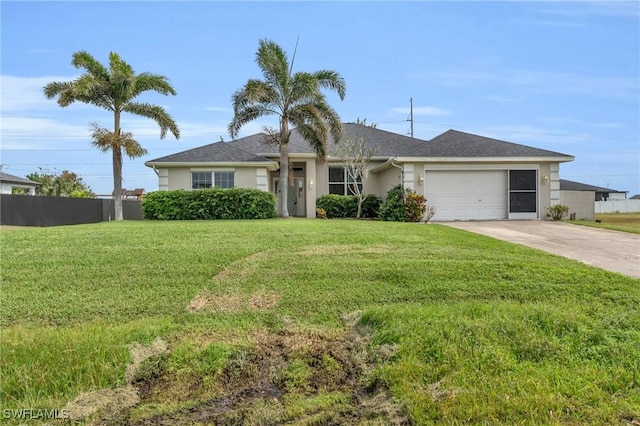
[595, 199, 640, 213]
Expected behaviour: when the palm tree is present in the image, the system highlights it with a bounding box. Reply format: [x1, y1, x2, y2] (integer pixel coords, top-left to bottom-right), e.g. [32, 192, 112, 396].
[228, 39, 346, 217]
[44, 51, 180, 220]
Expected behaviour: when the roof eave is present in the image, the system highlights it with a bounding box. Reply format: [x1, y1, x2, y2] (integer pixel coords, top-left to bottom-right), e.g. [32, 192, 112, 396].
[144, 161, 279, 171]
[393, 156, 575, 163]
[258, 152, 318, 159]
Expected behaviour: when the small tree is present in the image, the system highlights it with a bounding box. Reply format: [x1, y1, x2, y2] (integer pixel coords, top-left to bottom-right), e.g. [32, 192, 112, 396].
[44, 51, 180, 220]
[26, 168, 94, 197]
[337, 136, 379, 218]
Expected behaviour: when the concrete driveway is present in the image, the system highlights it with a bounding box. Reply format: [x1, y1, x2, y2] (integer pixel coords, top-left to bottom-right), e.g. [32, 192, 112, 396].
[442, 221, 640, 278]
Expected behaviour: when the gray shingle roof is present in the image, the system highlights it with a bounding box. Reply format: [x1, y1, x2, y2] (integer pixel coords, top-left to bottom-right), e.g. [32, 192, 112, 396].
[560, 179, 625, 193]
[147, 140, 273, 163]
[227, 122, 434, 157]
[147, 124, 574, 164]
[0, 172, 40, 185]
[413, 130, 572, 158]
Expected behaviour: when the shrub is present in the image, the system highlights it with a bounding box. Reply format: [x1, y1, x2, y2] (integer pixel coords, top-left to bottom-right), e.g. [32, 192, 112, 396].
[404, 192, 427, 222]
[379, 185, 429, 222]
[360, 194, 381, 218]
[546, 204, 569, 221]
[378, 186, 406, 222]
[315, 194, 382, 219]
[315, 194, 357, 218]
[316, 208, 327, 219]
[142, 188, 277, 220]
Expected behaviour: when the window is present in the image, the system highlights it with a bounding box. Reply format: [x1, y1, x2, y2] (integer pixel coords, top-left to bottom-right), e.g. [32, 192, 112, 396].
[509, 170, 537, 213]
[214, 172, 234, 189]
[191, 172, 234, 189]
[192, 172, 212, 189]
[328, 166, 362, 195]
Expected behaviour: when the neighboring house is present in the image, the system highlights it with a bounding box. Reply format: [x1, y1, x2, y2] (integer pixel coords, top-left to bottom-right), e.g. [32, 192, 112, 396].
[145, 123, 574, 221]
[630, 194, 640, 200]
[560, 179, 627, 201]
[0, 172, 40, 195]
[560, 180, 637, 217]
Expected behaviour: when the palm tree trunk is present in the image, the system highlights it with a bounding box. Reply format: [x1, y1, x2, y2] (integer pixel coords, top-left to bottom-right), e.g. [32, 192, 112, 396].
[279, 119, 290, 218]
[113, 112, 124, 221]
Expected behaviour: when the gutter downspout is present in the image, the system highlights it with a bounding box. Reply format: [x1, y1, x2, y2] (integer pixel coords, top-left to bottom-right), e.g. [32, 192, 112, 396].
[151, 165, 159, 177]
[390, 157, 404, 190]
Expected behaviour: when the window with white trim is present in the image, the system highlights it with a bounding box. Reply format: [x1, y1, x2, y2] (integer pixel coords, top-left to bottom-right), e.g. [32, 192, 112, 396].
[328, 166, 362, 195]
[214, 172, 234, 189]
[191, 172, 234, 189]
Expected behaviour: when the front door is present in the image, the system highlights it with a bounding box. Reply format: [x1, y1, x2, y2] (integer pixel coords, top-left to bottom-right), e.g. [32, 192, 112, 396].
[274, 178, 305, 217]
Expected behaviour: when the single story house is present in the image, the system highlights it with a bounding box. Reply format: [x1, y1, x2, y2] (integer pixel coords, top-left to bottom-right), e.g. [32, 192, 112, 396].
[145, 123, 574, 221]
[559, 180, 629, 220]
[0, 172, 40, 195]
[559, 179, 628, 201]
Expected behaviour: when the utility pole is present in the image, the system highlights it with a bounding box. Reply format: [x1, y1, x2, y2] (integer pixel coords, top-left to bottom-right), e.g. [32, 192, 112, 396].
[407, 97, 414, 138]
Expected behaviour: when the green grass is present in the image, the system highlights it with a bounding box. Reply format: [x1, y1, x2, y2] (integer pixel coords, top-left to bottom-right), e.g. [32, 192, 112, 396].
[567, 212, 640, 234]
[1, 219, 639, 424]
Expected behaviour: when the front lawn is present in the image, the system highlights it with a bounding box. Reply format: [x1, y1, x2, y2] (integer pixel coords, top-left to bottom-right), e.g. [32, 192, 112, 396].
[1, 220, 638, 424]
[568, 212, 640, 234]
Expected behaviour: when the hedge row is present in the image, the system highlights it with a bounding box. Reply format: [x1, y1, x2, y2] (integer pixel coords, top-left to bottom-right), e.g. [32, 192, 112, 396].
[142, 188, 277, 220]
[315, 194, 381, 218]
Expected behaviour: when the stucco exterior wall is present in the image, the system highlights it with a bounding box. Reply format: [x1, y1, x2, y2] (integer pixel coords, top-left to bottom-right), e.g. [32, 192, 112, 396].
[162, 167, 261, 191]
[560, 190, 595, 220]
[376, 166, 403, 198]
[314, 160, 389, 199]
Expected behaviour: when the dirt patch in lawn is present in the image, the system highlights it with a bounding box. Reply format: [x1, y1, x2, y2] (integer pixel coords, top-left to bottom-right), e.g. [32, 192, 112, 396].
[119, 313, 409, 425]
[187, 290, 281, 313]
[62, 338, 168, 423]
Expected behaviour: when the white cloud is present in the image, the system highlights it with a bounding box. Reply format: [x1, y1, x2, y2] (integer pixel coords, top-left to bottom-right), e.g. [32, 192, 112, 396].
[0, 117, 91, 150]
[0, 74, 80, 112]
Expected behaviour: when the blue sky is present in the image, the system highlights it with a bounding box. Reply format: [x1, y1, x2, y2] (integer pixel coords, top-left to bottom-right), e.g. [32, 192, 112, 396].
[1, 1, 639, 196]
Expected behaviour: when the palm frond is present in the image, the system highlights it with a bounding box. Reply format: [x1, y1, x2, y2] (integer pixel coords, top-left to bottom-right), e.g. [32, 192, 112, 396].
[71, 51, 109, 80]
[108, 52, 135, 79]
[313, 70, 347, 100]
[90, 123, 148, 159]
[90, 123, 115, 152]
[132, 73, 177, 98]
[237, 80, 280, 108]
[289, 72, 318, 103]
[123, 103, 180, 139]
[43, 81, 72, 99]
[256, 39, 290, 95]
[73, 75, 114, 111]
[228, 104, 277, 139]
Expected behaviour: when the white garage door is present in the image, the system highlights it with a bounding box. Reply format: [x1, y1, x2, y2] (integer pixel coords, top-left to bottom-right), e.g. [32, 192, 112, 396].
[425, 170, 507, 221]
